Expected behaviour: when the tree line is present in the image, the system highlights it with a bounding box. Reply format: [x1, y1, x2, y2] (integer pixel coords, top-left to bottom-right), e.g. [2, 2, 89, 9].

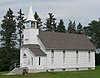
[0, 8, 100, 71]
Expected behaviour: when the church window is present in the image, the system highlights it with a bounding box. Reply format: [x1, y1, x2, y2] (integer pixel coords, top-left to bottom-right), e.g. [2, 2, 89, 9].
[51, 69, 54, 72]
[31, 57, 33, 65]
[76, 50, 78, 64]
[51, 50, 54, 64]
[63, 50, 65, 63]
[23, 53, 27, 58]
[88, 51, 91, 63]
[39, 57, 41, 65]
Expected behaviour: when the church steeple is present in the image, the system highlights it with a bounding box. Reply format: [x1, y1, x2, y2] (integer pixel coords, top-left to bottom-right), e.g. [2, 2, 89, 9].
[23, 5, 39, 45]
[27, 5, 36, 21]
[26, 5, 37, 28]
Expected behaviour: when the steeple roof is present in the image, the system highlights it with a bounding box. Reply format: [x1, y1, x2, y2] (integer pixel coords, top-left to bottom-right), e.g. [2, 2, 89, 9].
[27, 5, 36, 21]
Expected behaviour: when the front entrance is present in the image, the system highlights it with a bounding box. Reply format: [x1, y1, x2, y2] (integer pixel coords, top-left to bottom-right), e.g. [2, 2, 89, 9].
[23, 53, 28, 67]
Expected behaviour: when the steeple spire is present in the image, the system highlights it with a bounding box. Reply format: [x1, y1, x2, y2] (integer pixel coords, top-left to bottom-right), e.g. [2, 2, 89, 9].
[26, 5, 37, 28]
[27, 5, 36, 22]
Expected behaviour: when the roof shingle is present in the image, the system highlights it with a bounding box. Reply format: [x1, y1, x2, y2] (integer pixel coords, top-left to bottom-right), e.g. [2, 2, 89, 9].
[22, 44, 46, 56]
[38, 32, 96, 50]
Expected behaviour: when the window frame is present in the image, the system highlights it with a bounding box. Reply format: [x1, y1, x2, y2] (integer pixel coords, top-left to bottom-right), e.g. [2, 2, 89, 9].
[76, 50, 78, 64]
[51, 49, 54, 64]
[63, 50, 66, 63]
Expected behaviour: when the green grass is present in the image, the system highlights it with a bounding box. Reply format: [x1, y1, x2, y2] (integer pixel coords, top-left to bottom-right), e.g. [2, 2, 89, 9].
[0, 66, 100, 78]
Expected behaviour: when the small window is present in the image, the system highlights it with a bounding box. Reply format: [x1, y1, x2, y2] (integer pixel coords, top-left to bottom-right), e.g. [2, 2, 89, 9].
[63, 50, 65, 63]
[51, 69, 54, 72]
[88, 51, 91, 63]
[31, 57, 33, 65]
[23, 53, 27, 58]
[39, 57, 41, 65]
[51, 49, 54, 64]
[76, 50, 78, 64]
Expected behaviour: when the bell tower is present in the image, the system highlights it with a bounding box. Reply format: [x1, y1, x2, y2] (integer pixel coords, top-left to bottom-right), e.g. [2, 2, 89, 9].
[23, 5, 39, 45]
[26, 5, 37, 28]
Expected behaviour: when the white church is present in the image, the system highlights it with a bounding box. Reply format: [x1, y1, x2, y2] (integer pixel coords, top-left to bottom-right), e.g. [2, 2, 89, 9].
[19, 6, 96, 73]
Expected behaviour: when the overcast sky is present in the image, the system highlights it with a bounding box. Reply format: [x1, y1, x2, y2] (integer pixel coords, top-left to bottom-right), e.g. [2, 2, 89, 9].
[0, 0, 100, 27]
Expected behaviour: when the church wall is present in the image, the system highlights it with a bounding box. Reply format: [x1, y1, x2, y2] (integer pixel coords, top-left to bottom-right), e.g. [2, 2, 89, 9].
[89, 51, 95, 67]
[45, 49, 95, 71]
[34, 56, 47, 69]
[20, 48, 35, 68]
[20, 47, 47, 70]
[37, 37, 46, 52]
[65, 50, 76, 68]
[23, 28, 39, 44]
[20, 47, 95, 72]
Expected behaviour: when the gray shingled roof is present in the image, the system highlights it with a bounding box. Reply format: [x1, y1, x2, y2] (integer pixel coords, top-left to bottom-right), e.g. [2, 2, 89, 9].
[22, 44, 46, 56]
[38, 32, 96, 50]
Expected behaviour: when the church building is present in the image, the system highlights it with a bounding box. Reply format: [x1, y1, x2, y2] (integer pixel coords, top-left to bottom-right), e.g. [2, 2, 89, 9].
[20, 6, 96, 73]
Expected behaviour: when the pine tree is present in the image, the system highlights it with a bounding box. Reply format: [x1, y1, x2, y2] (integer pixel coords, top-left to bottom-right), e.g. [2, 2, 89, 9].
[77, 23, 83, 34]
[52, 19, 57, 32]
[84, 20, 100, 48]
[57, 19, 66, 33]
[68, 20, 73, 33]
[67, 20, 76, 34]
[0, 8, 17, 49]
[0, 8, 18, 71]
[45, 13, 56, 32]
[16, 9, 26, 48]
[34, 12, 43, 30]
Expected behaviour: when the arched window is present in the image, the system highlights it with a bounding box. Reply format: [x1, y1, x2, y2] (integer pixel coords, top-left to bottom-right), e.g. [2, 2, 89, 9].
[88, 51, 91, 63]
[63, 50, 65, 63]
[51, 49, 54, 64]
[23, 53, 27, 58]
[76, 50, 78, 64]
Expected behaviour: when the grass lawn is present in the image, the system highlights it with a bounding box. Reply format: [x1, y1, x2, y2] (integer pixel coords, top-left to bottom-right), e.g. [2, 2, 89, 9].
[0, 66, 100, 78]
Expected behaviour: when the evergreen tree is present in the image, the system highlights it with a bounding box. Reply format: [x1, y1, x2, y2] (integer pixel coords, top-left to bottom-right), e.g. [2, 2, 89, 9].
[45, 13, 56, 32]
[16, 9, 26, 48]
[67, 20, 76, 34]
[77, 23, 83, 34]
[0, 8, 16, 49]
[34, 12, 43, 30]
[57, 19, 66, 33]
[67, 20, 73, 33]
[52, 19, 57, 32]
[84, 20, 100, 48]
[0, 8, 19, 71]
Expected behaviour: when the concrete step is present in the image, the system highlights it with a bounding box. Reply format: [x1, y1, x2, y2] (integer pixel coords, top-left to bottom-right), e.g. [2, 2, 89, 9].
[6, 67, 28, 75]
[6, 68, 21, 75]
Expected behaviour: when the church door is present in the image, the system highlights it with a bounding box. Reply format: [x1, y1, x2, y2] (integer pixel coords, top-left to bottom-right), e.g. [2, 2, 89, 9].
[23, 53, 28, 67]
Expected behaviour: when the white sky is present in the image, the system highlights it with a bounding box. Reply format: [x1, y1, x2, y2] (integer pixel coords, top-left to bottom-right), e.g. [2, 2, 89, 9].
[0, 0, 100, 27]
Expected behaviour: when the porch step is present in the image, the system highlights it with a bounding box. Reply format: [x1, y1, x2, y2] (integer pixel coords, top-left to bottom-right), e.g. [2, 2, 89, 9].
[6, 68, 22, 75]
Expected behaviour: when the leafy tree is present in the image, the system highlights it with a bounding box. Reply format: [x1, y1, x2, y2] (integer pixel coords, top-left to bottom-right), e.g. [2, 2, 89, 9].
[45, 13, 56, 32]
[77, 23, 83, 34]
[84, 20, 100, 48]
[34, 12, 43, 30]
[0, 8, 17, 49]
[57, 19, 66, 33]
[67, 20, 76, 34]
[16, 9, 26, 48]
